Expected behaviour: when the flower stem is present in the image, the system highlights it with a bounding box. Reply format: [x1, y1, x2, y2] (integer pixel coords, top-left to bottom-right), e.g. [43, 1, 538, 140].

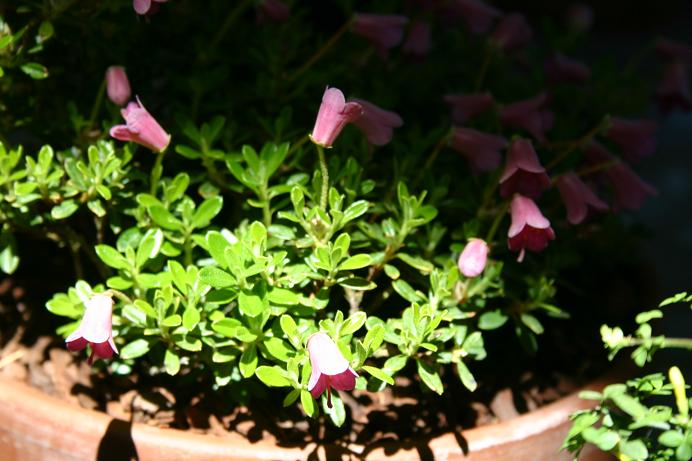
[484, 200, 510, 244]
[289, 18, 353, 82]
[545, 116, 610, 170]
[413, 130, 451, 188]
[576, 160, 618, 177]
[150, 149, 166, 196]
[474, 43, 495, 91]
[209, 0, 254, 50]
[316, 144, 329, 211]
[87, 77, 106, 130]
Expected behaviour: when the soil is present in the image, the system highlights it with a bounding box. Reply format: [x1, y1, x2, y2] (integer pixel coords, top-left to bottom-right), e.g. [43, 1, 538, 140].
[0, 238, 650, 451]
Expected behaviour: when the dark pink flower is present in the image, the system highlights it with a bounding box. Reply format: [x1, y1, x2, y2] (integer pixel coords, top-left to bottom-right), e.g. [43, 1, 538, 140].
[607, 163, 658, 211]
[565, 3, 593, 32]
[349, 99, 403, 146]
[491, 13, 532, 52]
[499, 93, 554, 143]
[352, 14, 409, 57]
[403, 21, 432, 58]
[655, 38, 692, 63]
[656, 60, 691, 113]
[458, 238, 490, 277]
[556, 171, 608, 225]
[544, 53, 591, 85]
[66, 294, 118, 366]
[133, 0, 167, 15]
[499, 138, 551, 198]
[507, 194, 555, 262]
[110, 98, 171, 153]
[606, 117, 658, 163]
[105, 66, 131, 106]
[451, 0, 502, 35]
[443, 92, 494, 125]
[307, 332, 358, 408]
[257, 0, 290, 23]
[450, 127, 507, 172]
[310, 87, 363, 148]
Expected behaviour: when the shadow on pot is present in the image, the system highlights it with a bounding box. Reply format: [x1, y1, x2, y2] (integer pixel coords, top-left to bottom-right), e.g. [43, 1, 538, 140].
[97, 418, 139, 461]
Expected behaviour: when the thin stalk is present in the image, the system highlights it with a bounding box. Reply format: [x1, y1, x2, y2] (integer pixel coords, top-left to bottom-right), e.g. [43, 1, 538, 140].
[316, 144, 329, 211]
[413, 130, 451, 188]
[484, 200, 510, 244]
[545, 116, 610, 170]
[209, 0, 254, 50]
[474, 43, 495, 91]
[288, 134, 310, 156]
[289, 18, 353, 82]
[576, 160, 619, 177]
[150, 149, 166, 195]
[86, 77, 106, 130]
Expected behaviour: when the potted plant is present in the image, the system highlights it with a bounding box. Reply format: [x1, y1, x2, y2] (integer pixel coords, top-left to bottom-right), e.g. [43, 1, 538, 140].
[0, 0, 682, 459]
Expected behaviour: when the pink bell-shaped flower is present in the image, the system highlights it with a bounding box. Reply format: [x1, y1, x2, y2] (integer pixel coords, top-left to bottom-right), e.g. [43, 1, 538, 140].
[491, 13, 532, 52]
[443, 92, 494, 125]
[66, 294, 118, 366]
[110, 97, 171, 153]
[499, 138, 551, 198]
[544, 53, 591, 85]
[508, 194, 555, 262]
[402, 21, 432, 58]
[607, 163, 658, 211]
[349, 99, 403, 146]
[133, 0, 167, 15]
[656, 60, 691, 113]
[556, 171, 608, 225]
[310, 87, 364, 148]
[458, 238, 490, 277]
[352, 14, 409, 57]
[105, 66, 131, 106]
[606, 117, 658, 163]
[452, 0, 502, 35]
[307, 332, 358, 408]
[450, 127, 507, 172]
[256, 0, 290, 23]
[499, 93, 553, 143]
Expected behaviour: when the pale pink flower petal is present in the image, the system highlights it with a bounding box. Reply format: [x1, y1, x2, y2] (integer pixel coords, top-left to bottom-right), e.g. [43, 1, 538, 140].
[352, 14, 409, 57]
[310, 87, 363, 148]
[110, 97, 171, 153]
[307, 332, 358, 408]
[499, 93, 553, 143]
[450, 127, 507, 172]
[499, 138, 551, 198]
[556, 171, 608, 225]
[443, 92, 494, 125]
[65, 294, 118, 366]
[105, 66, 131, 106]
[349, 98, 403, 146]
[458, 238, 490, 277]
[606, 117, 658, 163]
[508, 194, 555, 261]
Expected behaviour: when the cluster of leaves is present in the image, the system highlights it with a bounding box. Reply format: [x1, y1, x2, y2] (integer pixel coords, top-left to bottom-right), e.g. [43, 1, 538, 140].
[564, 293, 692, 460]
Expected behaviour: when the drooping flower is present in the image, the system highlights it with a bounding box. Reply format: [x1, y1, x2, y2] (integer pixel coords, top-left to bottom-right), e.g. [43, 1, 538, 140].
[507, 194, 555, 262]
[565, 3, 593, 32]
[105, 66, 131, 106]
[349, 98, 403, 146]
[402, 21, 432, 58]
[451, 0, 502, 35]
[491, 13, 532, 52]
[310, 87, 363, 148]
[256, 0, 290, 23]
[110, 98, 171, 153]
[307, 332, 358, 408]
[544, 53, 591, 85]
[66, 294, 118, 366]
[499, 92, 554, 143]
[606, 117, 658, 163]
[352, 14, 409, 57]
[443, 92, 494, 125]
[458, 238, 490, 277]
[499, 138, 551, 198]
[656, 60, 692, 113]
[450, 127, 507, 172]
[556, 171, 608, 225]
[133, 0, 168, 16]
[607, 163, 658, 211]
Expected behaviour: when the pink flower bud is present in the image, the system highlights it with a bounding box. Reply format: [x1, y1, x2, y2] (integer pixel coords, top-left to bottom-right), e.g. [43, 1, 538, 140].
[133, 0, 167, 16]
[110, 97, 171, 153]
[450, 127, 507, 172]
[656, 60, 691, 114]
[607, 163, 658, 211]
[606, 117, 658, 163]
[443, 92, 494, 125]
[556, 171, 608, 225]
[307, 332, 358, 408]
[491, 13, 532, 52]
[256, 0, 290, 23]
[499, 92, 553, 143]
[105, 66, 131, 106]
[352, 14, 409, 57]
[402, 21, 432, 58]
[458, 238, 490, 277]
[565, 3, 593, 32]
[544, 53, 590, 85]
[499, 138, 551, 198]
[310, 87, 363, 148]
[66, 294, 118, 366]
[349, 99, 403, 146]
[655, 38, 692, 63]
[451, 0, 502, 35]
[508, 194, 555, 262]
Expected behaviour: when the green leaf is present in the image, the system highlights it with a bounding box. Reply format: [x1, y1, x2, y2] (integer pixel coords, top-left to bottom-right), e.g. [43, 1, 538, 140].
[478, 310, 508, 330]
[21, 62, 48, 79]
[211, 318, 242, 338]
[456, 361, 477, 392]
[255, 366, 292, 387]
[338, 277, 376, 291]
[95, 245, 129, 270]
[383, 355, 408, 374]
[416, 360, 443, 394]
[191, 196, 223, 229]
[578, 390, 603, 400]
[283, 389, 301, 407]
[238, 283, 267, 317]
[0, 232, 19, 274]
[342, 200, 369, 223]
[164, 349, 181, 375]
[263, 337, 293, 362]
[363, 324, 385, 353]
[268, 287, 299, 305]
[362, 365, 394, 385]
[301, 390, 317, 417]
[611, 393, 647, 419]
[182, 306, 201, 330]
[51, 200, 79, 219]
[135, 229, 163, 268]
[619, 439, 648, 460]
[323, 392, 346, 427]
[520, 313, 544, 335]
[339, 254, 372, 271]
[397, 253, 434, 273]
[199, 266, 236, 288]
[120, 339, 151, 360]
[280, 315, 299, 344]
[635, 309, 663, 324]
[659, 430, 684, 448]
[161, 314, 182, 327]
[239, 344, 258, 378]
[341, 311, 367, 336]
[391, 279, 425, 303]
[383, 264, 400, 279]
[582, 427, 619, 451]
[148, 205, 184, 231]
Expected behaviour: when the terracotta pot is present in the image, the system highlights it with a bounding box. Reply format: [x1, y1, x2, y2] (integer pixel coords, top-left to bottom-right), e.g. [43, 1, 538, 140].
[0, 375, 616, 461]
